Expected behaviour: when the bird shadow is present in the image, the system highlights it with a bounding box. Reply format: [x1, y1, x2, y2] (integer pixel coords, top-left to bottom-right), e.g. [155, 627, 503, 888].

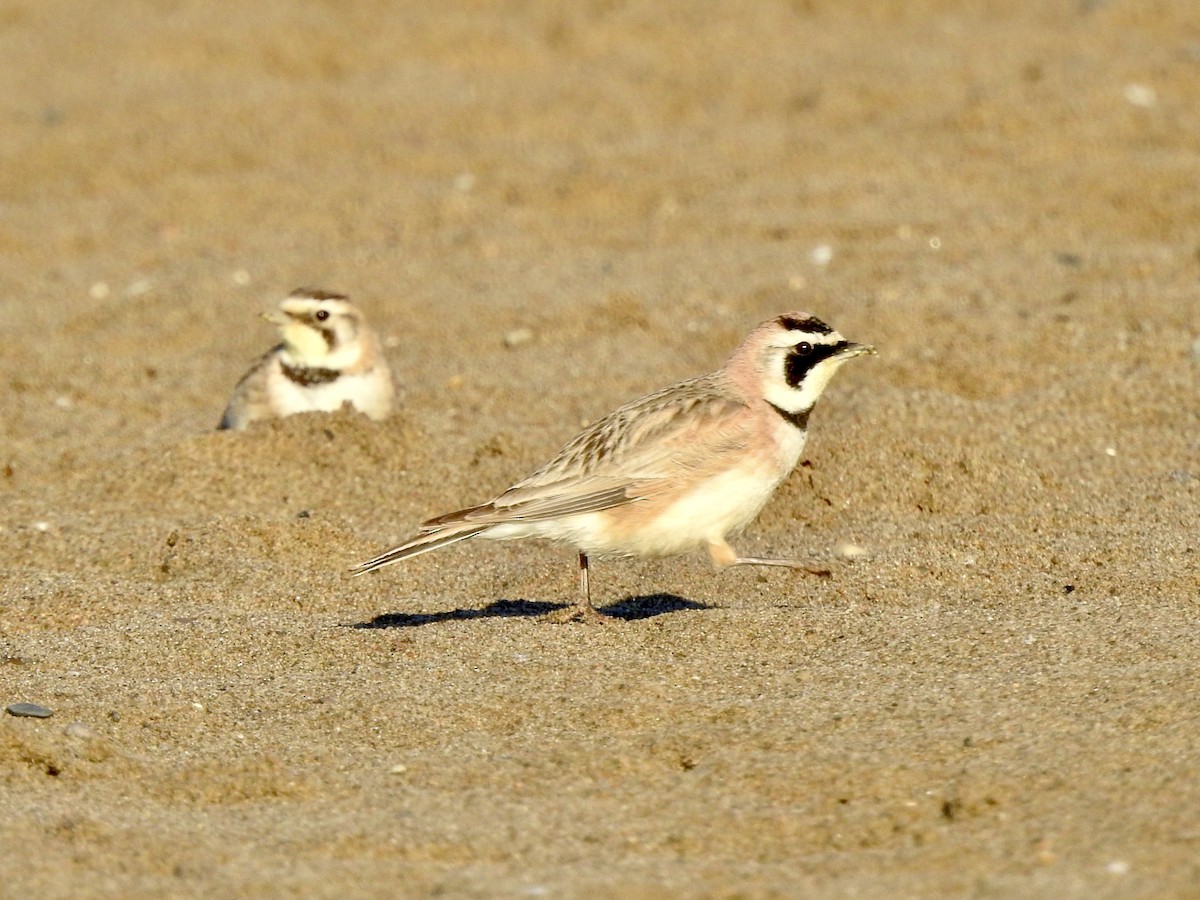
[349, 593, 706, 629]
[602, 593, 708, 621]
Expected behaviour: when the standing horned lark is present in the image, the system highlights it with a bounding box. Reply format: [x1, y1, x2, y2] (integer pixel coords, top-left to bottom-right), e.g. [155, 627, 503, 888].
[218, 288, 395, 430]
[352, 312, 874, 620]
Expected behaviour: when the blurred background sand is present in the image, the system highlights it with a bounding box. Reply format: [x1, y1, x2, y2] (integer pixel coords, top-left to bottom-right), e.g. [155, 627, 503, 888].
[2, 1, 1198, 895]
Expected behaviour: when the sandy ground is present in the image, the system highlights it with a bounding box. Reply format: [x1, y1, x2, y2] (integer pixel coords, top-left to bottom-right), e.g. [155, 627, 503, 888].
[2, 1, 1199, 896]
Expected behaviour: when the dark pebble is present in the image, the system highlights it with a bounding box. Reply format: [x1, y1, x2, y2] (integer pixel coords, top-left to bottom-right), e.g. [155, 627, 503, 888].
[6, 702, 53, 718]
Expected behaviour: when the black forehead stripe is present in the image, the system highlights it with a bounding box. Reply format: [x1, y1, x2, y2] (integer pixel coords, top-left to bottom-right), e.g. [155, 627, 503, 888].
[777, 314, 833, 335]
[290, 287, 349, 301]
[784, 340, 848, 388]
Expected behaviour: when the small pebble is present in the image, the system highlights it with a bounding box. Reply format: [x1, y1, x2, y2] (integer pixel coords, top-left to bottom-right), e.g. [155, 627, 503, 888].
[389, 763, 408, 775]
[1106, 860, 1130, 876]
[503, 327, 535, 349]
[64, 722, 96, 739]
[7, 702, 53, 718]
[88, 281, 111, 300]
[810, 244, 834, 266]
[1123, 83, 1156, 108]
[834, 541, 870, 560]
[1190, 336, 1200, 363]
[125, 278, 152, 297]
[231, 269, 252, 286]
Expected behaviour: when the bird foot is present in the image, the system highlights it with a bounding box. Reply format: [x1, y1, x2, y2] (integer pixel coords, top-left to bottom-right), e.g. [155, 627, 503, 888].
[543, 603, 610, 625]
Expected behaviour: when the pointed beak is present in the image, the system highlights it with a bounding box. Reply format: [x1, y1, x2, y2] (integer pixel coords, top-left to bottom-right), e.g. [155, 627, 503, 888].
[261, 310, 288, 327]
[837, 341, 877, 359]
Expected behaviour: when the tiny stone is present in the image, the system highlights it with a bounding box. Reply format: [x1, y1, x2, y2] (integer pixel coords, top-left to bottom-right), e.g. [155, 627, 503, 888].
[1123, 83, 1156, 108]
[834, 541, 870, 560]
[389, 764, 408, 775]
[810, 244, 834, 266]
[88, 281, 111, 300]
[64, 722, 96, 739]
[7, 702, 53, 718]
[231, 269, 252, 286]
[1190, 336, 1200, 363]
[503, 327, 535, 349]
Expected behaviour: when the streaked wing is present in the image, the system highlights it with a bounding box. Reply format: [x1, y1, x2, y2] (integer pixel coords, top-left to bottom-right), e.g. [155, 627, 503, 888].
[491, 480, 637, 520]
[237, 344, 283, 387]
[218, 346, 281, 429]
[419, 480, 635, 529]
[473, 374, 753, 522]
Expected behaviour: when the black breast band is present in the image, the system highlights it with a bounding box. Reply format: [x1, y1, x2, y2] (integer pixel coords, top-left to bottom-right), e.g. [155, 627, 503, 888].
[281, 362, 342, 386]
[767, 402, 811, 429]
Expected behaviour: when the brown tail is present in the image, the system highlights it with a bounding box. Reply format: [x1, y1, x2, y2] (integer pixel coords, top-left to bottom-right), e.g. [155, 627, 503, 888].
[349, 524, 488, 576]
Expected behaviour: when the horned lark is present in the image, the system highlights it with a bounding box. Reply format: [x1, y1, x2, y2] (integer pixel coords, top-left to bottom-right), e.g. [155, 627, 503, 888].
[218, 288, 395, 430]
[352, 312, 874, 620]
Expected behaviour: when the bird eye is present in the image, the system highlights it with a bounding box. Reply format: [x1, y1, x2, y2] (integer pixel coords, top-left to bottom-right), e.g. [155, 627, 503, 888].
[315, 309, 330, 322]
[795, 341, 812, 355]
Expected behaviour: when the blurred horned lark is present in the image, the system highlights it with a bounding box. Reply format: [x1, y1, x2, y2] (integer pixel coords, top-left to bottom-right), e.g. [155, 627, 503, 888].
[218, 288, 395, 431]
[352, 312, 873, 620]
